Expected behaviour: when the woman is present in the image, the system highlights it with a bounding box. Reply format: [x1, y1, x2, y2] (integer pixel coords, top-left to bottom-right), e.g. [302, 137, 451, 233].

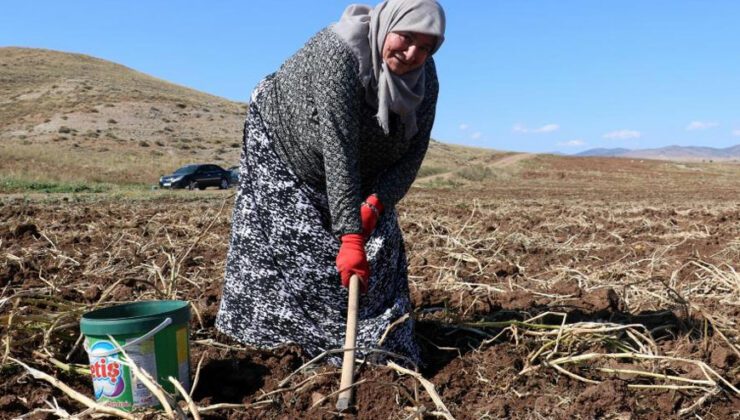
[216, 0, 445, 366]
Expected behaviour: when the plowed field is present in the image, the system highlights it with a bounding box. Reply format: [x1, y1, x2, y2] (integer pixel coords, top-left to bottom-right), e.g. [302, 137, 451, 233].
[2, 160, 739, 419]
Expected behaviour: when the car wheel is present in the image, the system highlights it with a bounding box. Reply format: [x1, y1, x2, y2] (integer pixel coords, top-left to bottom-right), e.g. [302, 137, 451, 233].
[187, 181, 198, 190]
[219, 178, 229, 189]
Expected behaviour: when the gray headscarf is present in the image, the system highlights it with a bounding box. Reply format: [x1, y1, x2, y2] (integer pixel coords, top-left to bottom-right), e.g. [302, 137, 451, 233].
[332, 0, 446, 139]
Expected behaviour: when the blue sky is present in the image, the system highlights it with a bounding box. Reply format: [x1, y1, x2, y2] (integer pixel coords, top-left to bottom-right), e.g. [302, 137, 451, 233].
[2, 0, 739, 153]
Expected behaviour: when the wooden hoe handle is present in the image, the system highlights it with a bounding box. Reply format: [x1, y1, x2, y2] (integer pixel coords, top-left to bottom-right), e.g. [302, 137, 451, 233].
[336, 274, 360, 411]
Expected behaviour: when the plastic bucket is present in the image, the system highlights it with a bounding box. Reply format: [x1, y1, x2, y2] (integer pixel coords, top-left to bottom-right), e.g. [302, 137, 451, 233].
[80, 300, 191, 411]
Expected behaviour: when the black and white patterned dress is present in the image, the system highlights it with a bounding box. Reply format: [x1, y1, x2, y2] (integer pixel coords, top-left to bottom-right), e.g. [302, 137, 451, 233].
[215, 78, 420, 365]
[216, 27, 439, 366]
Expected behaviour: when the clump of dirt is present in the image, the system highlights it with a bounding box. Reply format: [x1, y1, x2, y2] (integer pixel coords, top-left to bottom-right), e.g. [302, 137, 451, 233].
[567, 380, 632, 418]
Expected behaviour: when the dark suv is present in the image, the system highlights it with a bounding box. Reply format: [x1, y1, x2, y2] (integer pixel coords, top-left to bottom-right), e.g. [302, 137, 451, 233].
[159, 164, 231, 190]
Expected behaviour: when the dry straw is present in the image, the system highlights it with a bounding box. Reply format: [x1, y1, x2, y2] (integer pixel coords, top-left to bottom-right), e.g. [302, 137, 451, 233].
[2, 188, 738, 417]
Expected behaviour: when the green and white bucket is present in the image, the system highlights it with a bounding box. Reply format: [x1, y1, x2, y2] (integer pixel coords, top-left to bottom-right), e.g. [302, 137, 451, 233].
[80, 300, 191, 411]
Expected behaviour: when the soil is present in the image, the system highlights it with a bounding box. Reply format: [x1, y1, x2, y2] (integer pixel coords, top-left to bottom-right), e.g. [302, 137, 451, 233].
[1, 175, 739, 418]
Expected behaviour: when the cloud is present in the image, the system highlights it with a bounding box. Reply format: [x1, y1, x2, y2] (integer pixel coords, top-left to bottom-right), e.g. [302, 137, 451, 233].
[686, 121, 718, 131]
[536, 124, 560, 133]
[512, 123, 560, 134]
[603, 129, 641, 140]
[458, 123, 481, 140]
[733, 129, 740, 137]
[558, 139, 585, 147]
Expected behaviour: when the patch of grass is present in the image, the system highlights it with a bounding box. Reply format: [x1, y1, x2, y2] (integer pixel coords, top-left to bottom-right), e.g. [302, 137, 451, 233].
[456, 165, 494, 182]
[0, 177, 112, 193]
[416, 177, 462, 189]
[417, 165, 449, 178]
[0, 143, 203, 185]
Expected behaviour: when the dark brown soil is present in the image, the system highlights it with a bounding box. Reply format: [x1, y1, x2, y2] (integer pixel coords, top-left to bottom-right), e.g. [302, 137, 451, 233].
[1, 178, 739, 418]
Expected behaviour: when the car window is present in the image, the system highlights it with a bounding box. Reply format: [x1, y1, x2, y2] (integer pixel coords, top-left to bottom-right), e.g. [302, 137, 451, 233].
[174, 165, 198, 175]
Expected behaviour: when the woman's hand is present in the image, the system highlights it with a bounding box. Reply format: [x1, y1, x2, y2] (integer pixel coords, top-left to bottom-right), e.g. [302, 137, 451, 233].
[360, 194, 384, 238]
[336, 233, 369, 293]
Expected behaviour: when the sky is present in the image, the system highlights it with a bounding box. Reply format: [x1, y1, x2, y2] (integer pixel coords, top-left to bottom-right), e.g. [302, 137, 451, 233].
[2, 0, 739, 153]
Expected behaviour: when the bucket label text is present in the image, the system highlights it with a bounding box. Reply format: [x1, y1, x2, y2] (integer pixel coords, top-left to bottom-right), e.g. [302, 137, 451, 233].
[88, 341, 126, 399]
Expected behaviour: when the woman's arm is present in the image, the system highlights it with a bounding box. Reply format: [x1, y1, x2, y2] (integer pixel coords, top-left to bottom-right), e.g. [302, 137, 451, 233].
[371, 60, 439, 209]
[315, 46, 366, 237]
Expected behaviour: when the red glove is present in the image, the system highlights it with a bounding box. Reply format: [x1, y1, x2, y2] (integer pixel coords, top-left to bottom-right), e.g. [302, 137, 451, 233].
[360, 194, 384, 239]
[335, 233, 369, 293]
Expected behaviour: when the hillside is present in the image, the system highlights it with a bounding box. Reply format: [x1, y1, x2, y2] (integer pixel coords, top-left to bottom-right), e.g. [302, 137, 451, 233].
[1, 47, 512, 188]
[1, 47, 738, 193]
[0, 47, 247, 184]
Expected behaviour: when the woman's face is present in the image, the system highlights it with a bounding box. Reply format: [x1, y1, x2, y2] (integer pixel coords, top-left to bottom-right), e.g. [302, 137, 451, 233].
[382, 31, 437, 75]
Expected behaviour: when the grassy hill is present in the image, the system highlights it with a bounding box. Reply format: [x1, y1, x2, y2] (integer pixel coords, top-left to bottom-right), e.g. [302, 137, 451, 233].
[0, 47, 246, 188]
[1, 47, 738, 195]
[0, 47, 517, 192]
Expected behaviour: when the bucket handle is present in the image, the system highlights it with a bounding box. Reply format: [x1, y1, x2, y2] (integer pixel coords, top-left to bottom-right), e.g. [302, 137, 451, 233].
[85, 317, 173, 358]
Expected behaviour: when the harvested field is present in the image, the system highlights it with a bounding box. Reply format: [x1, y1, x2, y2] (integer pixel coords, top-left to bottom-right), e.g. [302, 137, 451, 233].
[1, 163, 739, 419]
